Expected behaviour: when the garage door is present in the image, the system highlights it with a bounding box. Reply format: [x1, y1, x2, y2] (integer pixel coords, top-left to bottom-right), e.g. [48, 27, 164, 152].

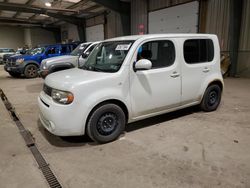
[86, 24, 104, 42]
[149, 1, 199, 34]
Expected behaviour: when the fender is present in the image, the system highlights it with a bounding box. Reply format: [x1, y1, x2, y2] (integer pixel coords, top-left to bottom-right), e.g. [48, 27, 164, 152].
[21, 60, 40, 73]
[48, 62, 75, 74]
[198, 72, 224, 102]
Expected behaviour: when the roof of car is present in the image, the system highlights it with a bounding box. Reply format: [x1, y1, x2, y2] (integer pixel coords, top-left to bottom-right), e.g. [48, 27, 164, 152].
[104, 33, 217, 42]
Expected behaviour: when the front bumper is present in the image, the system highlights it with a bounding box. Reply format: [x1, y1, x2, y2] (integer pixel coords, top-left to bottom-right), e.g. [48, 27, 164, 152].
[38, 69, 49, 79]
[38, 91, 85, 136]
[4, 63, 24, 74]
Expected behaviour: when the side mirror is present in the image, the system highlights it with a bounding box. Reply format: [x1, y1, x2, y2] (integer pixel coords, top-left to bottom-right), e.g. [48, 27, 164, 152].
[134, 59, 152, 72]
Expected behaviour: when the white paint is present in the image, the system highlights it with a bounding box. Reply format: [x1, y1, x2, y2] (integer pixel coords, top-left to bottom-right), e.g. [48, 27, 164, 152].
[86, 24, 104, 42]
[149, 1, 199, 34]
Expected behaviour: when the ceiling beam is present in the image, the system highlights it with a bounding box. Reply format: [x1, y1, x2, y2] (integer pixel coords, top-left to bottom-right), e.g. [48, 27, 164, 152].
[13, 0, 36, 19]
[0, 17, 58, 28]
[0, 2, 85, 24]
[91, 0, 130, 14]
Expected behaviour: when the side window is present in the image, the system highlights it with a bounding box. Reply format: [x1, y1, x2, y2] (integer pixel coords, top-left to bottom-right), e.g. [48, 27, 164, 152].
[137, 40, 175, 69]
[47, 47, 58, 54]
[61, 46, 68, 54]
[85, 44, 96, 57]
[184, 39, 214, 64]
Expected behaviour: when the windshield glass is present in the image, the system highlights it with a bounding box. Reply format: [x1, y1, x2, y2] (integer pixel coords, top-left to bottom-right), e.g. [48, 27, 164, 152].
[30, 47, 45, 55]
[82, 41, 134, 73]
[71, 43, 89, 56]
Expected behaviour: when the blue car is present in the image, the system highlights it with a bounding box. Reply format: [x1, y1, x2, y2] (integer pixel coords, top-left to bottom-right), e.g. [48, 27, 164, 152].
[4, 43, 78, 78]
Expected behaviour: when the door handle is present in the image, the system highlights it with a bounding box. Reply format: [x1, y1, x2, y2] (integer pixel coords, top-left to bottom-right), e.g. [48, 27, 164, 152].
[170, 71, 180, 78]
[203, 67, 210, 73]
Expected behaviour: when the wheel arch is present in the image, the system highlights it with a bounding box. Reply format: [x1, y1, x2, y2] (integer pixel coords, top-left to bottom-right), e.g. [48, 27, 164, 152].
[85, 99, 129, 132]
[207, 79, 224, 92]
[23, 61, 40, 71]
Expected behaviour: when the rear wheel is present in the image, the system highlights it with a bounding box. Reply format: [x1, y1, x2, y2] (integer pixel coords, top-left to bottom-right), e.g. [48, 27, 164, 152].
[8, 72, 21, 78]
[200, 84, 222, 112]
[24, 64, 38, 78]
[87, 104, 126, 144]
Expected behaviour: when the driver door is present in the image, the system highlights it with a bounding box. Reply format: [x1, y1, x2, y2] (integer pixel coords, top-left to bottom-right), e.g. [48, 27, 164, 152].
[130, 39, 181, 118]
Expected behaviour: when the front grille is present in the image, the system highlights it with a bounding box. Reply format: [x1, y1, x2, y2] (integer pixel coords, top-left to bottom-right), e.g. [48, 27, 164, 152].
[43, 84, 52, 96]
[6, 59, 16, 66]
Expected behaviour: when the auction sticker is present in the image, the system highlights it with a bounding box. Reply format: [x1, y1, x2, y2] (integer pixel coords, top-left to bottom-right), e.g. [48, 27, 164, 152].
[115, 44, 131, 50]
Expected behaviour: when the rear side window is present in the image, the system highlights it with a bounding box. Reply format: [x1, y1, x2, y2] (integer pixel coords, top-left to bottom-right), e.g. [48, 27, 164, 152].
[184, 39, 214, 64]
[137, 40, 175, 69]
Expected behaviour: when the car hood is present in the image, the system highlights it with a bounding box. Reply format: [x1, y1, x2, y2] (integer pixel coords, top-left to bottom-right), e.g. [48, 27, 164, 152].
[45, 68, 112, 91]
[10, 54, 32, 61]
[44, 55, 75, 64]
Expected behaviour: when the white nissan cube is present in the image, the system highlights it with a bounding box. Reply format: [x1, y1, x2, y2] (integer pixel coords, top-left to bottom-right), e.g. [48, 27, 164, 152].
[38, 34, 223, 143]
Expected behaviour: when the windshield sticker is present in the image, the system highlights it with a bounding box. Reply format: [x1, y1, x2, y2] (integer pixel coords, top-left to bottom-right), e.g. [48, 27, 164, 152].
[115, 44, 131, 51]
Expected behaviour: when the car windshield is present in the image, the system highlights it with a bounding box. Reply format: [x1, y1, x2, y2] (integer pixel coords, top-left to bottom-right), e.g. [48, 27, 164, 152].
[81, 41, 134, 73]
[71, 43, 89, 56]
[30, 47, 45, 55]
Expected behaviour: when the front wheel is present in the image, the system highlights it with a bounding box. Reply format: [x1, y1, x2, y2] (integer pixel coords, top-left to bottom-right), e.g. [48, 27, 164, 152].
[200, 84, 222, 112]
[24, 64, 38, 78]
[86, 104, 126, 144]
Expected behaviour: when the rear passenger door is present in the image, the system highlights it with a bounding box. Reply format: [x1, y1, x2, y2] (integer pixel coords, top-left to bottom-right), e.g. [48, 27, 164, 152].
[130, 39, 181, 118]
[181, 38, 215, 104]
[46, 46, 60, 58]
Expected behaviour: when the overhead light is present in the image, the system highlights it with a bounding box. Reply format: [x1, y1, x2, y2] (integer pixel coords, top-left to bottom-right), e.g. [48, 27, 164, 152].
[45, 2, 52, 7]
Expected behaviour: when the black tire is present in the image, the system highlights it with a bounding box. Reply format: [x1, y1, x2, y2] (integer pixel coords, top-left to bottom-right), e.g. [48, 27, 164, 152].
[87, 104, 126, 144]
[200, 84, 222, 112]
[8, 72, 21, 78]
[24, 64, 38, 78]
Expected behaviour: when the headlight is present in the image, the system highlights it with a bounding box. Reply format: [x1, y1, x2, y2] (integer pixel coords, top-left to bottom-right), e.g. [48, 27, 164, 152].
[16, 58, 24, 64]
[41, 61, 47, 70]
[51, 89, 74, 104]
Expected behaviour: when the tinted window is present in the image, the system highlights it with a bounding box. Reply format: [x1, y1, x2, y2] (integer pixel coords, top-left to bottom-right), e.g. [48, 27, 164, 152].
[137, 40, 175, 69]
[61, 46, 68, 54]
[184, 39, 214, 64]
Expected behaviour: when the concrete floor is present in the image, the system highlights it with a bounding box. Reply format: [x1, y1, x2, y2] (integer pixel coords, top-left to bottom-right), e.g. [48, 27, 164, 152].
[0, 65, 250, 188]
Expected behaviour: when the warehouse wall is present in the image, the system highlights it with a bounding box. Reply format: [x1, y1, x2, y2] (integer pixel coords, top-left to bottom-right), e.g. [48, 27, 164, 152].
[61, 23, 80, 42]
[85, 12, 124, 40]
[29, 28, 56, 47]
[0, 26, 24, 49]
[105, 11, 124, 38]
[238, 0, 250, 77]
[130, 0, 250, 77]
[204, 0, 230, 52]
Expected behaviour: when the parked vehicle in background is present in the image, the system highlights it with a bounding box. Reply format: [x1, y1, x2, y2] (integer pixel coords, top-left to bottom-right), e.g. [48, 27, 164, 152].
[38, 34, 223, 144]
[2, 48, 28, 64]
[39, 41, 100, 79]
[4, 43, 78, 78]
[0, 48, 15, 64]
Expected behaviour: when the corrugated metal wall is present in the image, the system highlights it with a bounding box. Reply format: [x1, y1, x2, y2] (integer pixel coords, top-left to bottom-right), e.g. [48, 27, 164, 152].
[131, 0, 148, 35]
[239, 0, 250, 50]
[149, 0, 193, 11]
[105, 11, 124, 39]
[237, 0, 250, 77]
[204, 0, 230, 52]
